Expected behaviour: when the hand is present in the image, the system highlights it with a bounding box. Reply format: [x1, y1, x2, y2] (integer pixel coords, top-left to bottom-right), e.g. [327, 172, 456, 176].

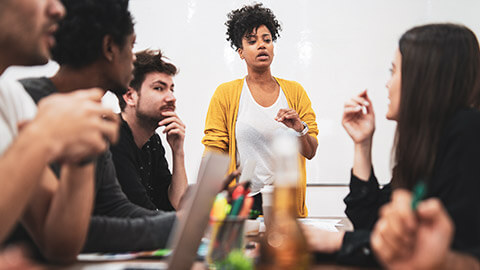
[275, 108, 304, 132]
[0, 245, 44, 270]
[29, 89, 120, 164]
[301, 224, 345, 253]
[159, 111, 185, 154]
[371, 190, 454, 270]
[342, 90, 375, 145]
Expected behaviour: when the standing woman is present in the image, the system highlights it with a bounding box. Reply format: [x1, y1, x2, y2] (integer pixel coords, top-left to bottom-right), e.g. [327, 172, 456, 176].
[202, 3, 318, 217]
[304, 23, 480, 267]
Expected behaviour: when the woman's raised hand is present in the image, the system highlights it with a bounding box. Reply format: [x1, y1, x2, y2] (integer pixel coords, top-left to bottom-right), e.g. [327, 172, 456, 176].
[342, 90, 375, 145]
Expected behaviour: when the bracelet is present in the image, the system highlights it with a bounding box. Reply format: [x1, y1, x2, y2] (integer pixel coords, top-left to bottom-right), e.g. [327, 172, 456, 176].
[296, 121, 309, 137]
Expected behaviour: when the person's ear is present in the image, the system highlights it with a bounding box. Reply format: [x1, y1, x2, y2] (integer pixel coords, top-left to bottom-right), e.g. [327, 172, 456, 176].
[237, 48, 244, 60]
[123, 87, 138, 107]
[102, 35, 117, 62]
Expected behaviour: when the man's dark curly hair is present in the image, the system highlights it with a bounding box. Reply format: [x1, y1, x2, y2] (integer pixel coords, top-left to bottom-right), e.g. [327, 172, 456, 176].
[117, 49, 178, 111]
[225, 3, 282, 51]
[51, 0, 134, 68]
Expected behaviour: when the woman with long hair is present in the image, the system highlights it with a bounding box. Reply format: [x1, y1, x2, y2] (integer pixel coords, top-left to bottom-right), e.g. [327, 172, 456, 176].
[304, 23, 480, 267]
[202, 3, 318, 217]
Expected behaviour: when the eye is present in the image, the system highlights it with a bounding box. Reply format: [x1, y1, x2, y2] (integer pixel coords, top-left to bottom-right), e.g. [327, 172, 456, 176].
[389, 68, 394, 75]
[154, 87, 164, 91]
[264, 38, 272, 43]
[248, 39, 256, 45]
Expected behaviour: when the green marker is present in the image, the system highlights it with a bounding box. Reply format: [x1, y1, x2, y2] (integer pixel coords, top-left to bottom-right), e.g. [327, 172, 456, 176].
[411, 180, 427, 210]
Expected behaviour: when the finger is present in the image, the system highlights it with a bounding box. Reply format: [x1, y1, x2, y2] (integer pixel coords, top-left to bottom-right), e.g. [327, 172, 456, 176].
[391, 189, 416, 232]
[281, 111, 300, 120]
[417, 199, 454, 234]
[159, 116, 185, 128]
[166, 129, 185, 138]
[375, 219, 407, 261]
[163, 123, 184, 134]
[352, 96, 370, 107]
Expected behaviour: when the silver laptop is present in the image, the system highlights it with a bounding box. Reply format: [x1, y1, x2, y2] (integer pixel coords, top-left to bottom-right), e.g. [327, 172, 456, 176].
[165, 152, 230, 269]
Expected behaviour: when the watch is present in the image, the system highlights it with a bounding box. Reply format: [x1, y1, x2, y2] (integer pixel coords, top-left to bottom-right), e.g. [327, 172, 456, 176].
[296, 121, 309, 137]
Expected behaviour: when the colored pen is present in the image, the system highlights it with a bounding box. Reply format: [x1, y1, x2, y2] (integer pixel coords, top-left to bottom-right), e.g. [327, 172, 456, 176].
[411, 180, 427, 210]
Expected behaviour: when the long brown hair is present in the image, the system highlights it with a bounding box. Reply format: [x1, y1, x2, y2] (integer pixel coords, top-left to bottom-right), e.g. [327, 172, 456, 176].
[392, 23, 480, 189]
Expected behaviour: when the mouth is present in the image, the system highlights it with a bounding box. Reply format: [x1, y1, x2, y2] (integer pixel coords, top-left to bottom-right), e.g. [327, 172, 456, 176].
[160, 105, 176, 112]
[45, 24, 59, 48]
[256, 52, 269, 61]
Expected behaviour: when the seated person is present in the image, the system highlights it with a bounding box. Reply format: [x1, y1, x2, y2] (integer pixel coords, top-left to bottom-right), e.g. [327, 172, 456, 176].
[15, 0, 177, 254]
[111, 49, 188, 211]
[303, 23, 480, 266]
[371, 189, 480, 269]
[0, 0, 120, 264]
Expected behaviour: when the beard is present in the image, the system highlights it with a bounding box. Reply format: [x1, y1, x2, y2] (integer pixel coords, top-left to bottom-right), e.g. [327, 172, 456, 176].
[135, 109, 164, 131]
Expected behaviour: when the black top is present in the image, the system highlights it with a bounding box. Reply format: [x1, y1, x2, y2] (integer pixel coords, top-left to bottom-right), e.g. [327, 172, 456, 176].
[337, 109, 480, 266]
[16, 77, 177, 253]
[110, 117, 174, 211]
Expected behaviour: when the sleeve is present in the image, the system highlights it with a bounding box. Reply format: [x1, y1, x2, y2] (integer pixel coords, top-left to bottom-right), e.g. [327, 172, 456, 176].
[151, 139, 174, 211]
[335, 230, 379, 266]
[429, 111, 480, 260]
[93, 151, 158, 218]
[344, 168, 392, 230]
[201, 86, 229, 153]
[110, 136, 158, 210]
[82, 212, 177, 252]
[296, 83, 318, 139]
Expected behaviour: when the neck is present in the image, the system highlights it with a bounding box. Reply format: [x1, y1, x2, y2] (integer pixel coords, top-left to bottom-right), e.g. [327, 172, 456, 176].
[50, 65, 108, 93]
[121, 109, 156, 148]
[246, 66, 274, 84]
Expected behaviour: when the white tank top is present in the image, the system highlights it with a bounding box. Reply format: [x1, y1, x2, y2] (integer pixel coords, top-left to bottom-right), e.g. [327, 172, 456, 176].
[235, 78, 289, 195]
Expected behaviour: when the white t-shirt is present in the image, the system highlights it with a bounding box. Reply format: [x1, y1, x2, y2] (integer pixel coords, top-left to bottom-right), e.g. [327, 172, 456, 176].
[0, 76, 37, 155]
[235, 79, 289, 195]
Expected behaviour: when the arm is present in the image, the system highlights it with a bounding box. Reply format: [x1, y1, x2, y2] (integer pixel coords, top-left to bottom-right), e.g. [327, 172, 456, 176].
[0, 124, 56, 243]
[94, 151, 161, 218]
[21, 164, 95, 264]
[342, 90, 375, 180]
[83, 212, 177, 253]
[202, 89, 230, 152]
[159, 111, 188, 210]
[275, 108, 318, 159]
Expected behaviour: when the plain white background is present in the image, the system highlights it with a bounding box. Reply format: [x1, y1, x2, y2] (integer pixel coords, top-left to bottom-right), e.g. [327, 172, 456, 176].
[4, 0, 480, 215]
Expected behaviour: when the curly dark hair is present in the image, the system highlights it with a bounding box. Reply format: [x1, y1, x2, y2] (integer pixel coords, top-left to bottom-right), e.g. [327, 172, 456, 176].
[225, 3, 282, 51]
[51, 0, 134, 68]
[117, 49, 178, 111]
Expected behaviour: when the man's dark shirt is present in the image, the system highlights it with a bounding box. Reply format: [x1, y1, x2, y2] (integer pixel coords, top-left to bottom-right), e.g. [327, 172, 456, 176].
[13, 77, 177, 253]
[111, 117, 174, 211]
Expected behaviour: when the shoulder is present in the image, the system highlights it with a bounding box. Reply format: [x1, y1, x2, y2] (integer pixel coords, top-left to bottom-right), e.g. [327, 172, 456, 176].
[448, 109, 480, 133]
[0, 78, 37, 120]
[212, 78, 243, 98]
[275, 77, 305, 92]
[19, 77, 57, 104]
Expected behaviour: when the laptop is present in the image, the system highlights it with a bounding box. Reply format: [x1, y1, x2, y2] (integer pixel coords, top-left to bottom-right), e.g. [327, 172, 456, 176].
[165, 152, 230, 269]
[77, 152, 230, 270]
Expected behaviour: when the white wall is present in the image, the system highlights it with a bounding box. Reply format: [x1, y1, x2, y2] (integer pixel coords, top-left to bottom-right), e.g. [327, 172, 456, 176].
[4, 0, 480, 216]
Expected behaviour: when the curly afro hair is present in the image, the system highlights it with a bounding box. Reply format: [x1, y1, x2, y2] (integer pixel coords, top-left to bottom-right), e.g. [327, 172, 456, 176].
[225, 3, 282, 51]
[51, 0, 134, 68]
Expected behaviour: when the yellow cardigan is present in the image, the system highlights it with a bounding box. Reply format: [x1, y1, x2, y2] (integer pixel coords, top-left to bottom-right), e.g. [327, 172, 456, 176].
[202, 77, 318, 217]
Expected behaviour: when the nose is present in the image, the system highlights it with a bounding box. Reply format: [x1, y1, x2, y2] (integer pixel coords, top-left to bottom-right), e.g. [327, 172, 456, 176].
[167, 90, 176, 103]
[49, 0, 66, 20]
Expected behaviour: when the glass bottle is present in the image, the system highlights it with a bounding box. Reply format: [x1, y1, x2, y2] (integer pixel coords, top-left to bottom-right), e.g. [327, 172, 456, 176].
[257, 130, 311, 269]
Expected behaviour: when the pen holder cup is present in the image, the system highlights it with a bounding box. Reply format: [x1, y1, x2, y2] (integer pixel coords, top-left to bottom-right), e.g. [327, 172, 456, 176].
[206, 216, 246, 267]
